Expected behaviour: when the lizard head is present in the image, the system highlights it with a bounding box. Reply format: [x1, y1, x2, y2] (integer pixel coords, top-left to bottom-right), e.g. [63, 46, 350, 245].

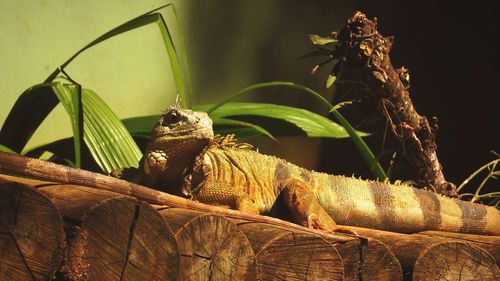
[150, 106, 214, 147]
[141, 105, 213, 190]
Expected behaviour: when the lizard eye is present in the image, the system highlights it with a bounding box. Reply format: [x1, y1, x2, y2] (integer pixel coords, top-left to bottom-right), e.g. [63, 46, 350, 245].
[162, 110, 181, 126]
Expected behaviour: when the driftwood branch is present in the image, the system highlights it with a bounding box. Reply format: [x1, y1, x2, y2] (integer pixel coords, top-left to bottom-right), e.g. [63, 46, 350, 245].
[336, 11, 457, 197]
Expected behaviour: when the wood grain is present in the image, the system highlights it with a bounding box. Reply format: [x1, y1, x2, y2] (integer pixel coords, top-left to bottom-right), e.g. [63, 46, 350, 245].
[0, 181, 65, 281]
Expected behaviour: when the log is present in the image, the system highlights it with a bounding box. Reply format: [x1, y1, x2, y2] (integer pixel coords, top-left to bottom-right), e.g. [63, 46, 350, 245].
[158, 207, 256, 281]
[413, 241, 499, 281]
[237, 222, 344, 281]
[0, 181, 65, 281]
[0, 175, 180, 281]
[348, 226, 500, 280]
[418, 230, 500, 265]
[325, 236, 402, 281]
[3, 173, 496, 280]
[229, 217, 400, 280]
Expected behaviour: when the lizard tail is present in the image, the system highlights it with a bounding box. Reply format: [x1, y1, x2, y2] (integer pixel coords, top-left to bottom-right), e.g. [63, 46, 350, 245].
[316, 175, 500, 235]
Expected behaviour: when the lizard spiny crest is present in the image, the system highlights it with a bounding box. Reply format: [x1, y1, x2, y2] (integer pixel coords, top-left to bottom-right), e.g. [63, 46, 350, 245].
[213, 134, 254, 150]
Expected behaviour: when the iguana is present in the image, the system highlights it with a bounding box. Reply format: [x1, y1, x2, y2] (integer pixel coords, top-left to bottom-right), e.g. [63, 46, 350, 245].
[0, 105, 499, 235]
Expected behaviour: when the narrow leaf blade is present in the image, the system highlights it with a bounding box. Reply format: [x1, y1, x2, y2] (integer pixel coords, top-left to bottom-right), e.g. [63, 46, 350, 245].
[0, 83, 59, 152]
[308, 34, 337, 46]
[52, 83, 142, 173]
[326, 74, 337, 88]
[197, 102, 367, 138]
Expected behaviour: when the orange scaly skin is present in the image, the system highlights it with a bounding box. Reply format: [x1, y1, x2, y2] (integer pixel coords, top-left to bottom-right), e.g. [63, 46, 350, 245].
[139, 106, 500, 235]
[0, 105, 498, 235]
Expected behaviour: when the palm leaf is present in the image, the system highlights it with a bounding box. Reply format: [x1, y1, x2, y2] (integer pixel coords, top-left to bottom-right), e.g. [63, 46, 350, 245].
[204, 81, 387, 180]
[52, 82, 142, 173]
[0, 4, 188, 154]
[197, 103, 366, 138]
[0, 83, 59, 152]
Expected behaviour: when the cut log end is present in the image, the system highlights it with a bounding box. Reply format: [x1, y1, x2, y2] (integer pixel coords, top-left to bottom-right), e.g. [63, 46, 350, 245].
[239, 223, 344, 281]
[65, 197, 179, 281]
[159, 208, 256, 281]
[0, 181, 65, 281]
[413, 241, 500, 281]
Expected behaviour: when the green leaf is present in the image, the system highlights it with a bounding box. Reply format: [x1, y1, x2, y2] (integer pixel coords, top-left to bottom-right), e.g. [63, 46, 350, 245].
[0, 4, 190, 154]
[52, 82, 142, 173]
[0, 83, 59, 152]
[122, 115, 160, 136]
[206, 81, 332, 114]
[121, 114, 277, 140]
[23, 137, 74, 160]
[52, 82, 83, 167]
[45, 3, 190, 107]
[329, 109, 386, 179]
[205, 81, 387, 180]
[211, 117, 276, 140]
[326, 74, 337, 88]
[309, 34, 337, 46]
[0, 144, 16, 153]
[331, 100, 353, 112]
[196, 103, 366, 138]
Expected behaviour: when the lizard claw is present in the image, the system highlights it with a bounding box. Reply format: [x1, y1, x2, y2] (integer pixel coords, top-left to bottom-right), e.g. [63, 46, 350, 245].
[331, 226, 358, 236]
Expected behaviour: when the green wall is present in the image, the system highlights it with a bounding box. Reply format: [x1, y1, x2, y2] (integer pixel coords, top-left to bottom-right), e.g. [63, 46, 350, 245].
[0, 0, 181, 150]
[0, 0, 353, 169]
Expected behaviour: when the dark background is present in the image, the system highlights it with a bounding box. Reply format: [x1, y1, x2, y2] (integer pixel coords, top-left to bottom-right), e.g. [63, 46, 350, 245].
[185, 0, 498, 194]
[323, 1, 499, 193]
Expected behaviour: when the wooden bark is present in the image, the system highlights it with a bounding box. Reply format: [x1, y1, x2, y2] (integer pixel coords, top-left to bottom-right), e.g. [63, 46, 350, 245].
[348, 226, 500, 280]
[1, 175, 180, 281]
[158, 207, 256, 281]
[0, 181, 65, 281]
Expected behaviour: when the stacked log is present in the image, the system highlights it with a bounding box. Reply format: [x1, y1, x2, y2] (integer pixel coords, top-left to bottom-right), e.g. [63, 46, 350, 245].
[0, 175, 179, 281]
[0, 181, 65, 280]
[158, 208, 255, 280]
[1, 173, 499, 280]
[349, 226, 500, 280]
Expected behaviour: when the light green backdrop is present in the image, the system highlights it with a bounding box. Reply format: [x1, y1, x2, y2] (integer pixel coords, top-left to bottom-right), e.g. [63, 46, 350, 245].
[0, 0, 182, 149]
[0, 0, 353, 169]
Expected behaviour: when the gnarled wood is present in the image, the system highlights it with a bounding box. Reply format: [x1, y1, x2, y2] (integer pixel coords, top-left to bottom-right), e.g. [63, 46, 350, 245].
[338, 11, 457, 196]
[0, 181, 65, 281]
[158, 207, 255, 281]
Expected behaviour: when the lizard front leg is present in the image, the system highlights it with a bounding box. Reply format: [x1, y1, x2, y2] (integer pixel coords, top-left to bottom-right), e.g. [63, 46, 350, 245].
[282, 179, 339, 232]
[141, 149, 169, 186]
[192, 182, 260, 214]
